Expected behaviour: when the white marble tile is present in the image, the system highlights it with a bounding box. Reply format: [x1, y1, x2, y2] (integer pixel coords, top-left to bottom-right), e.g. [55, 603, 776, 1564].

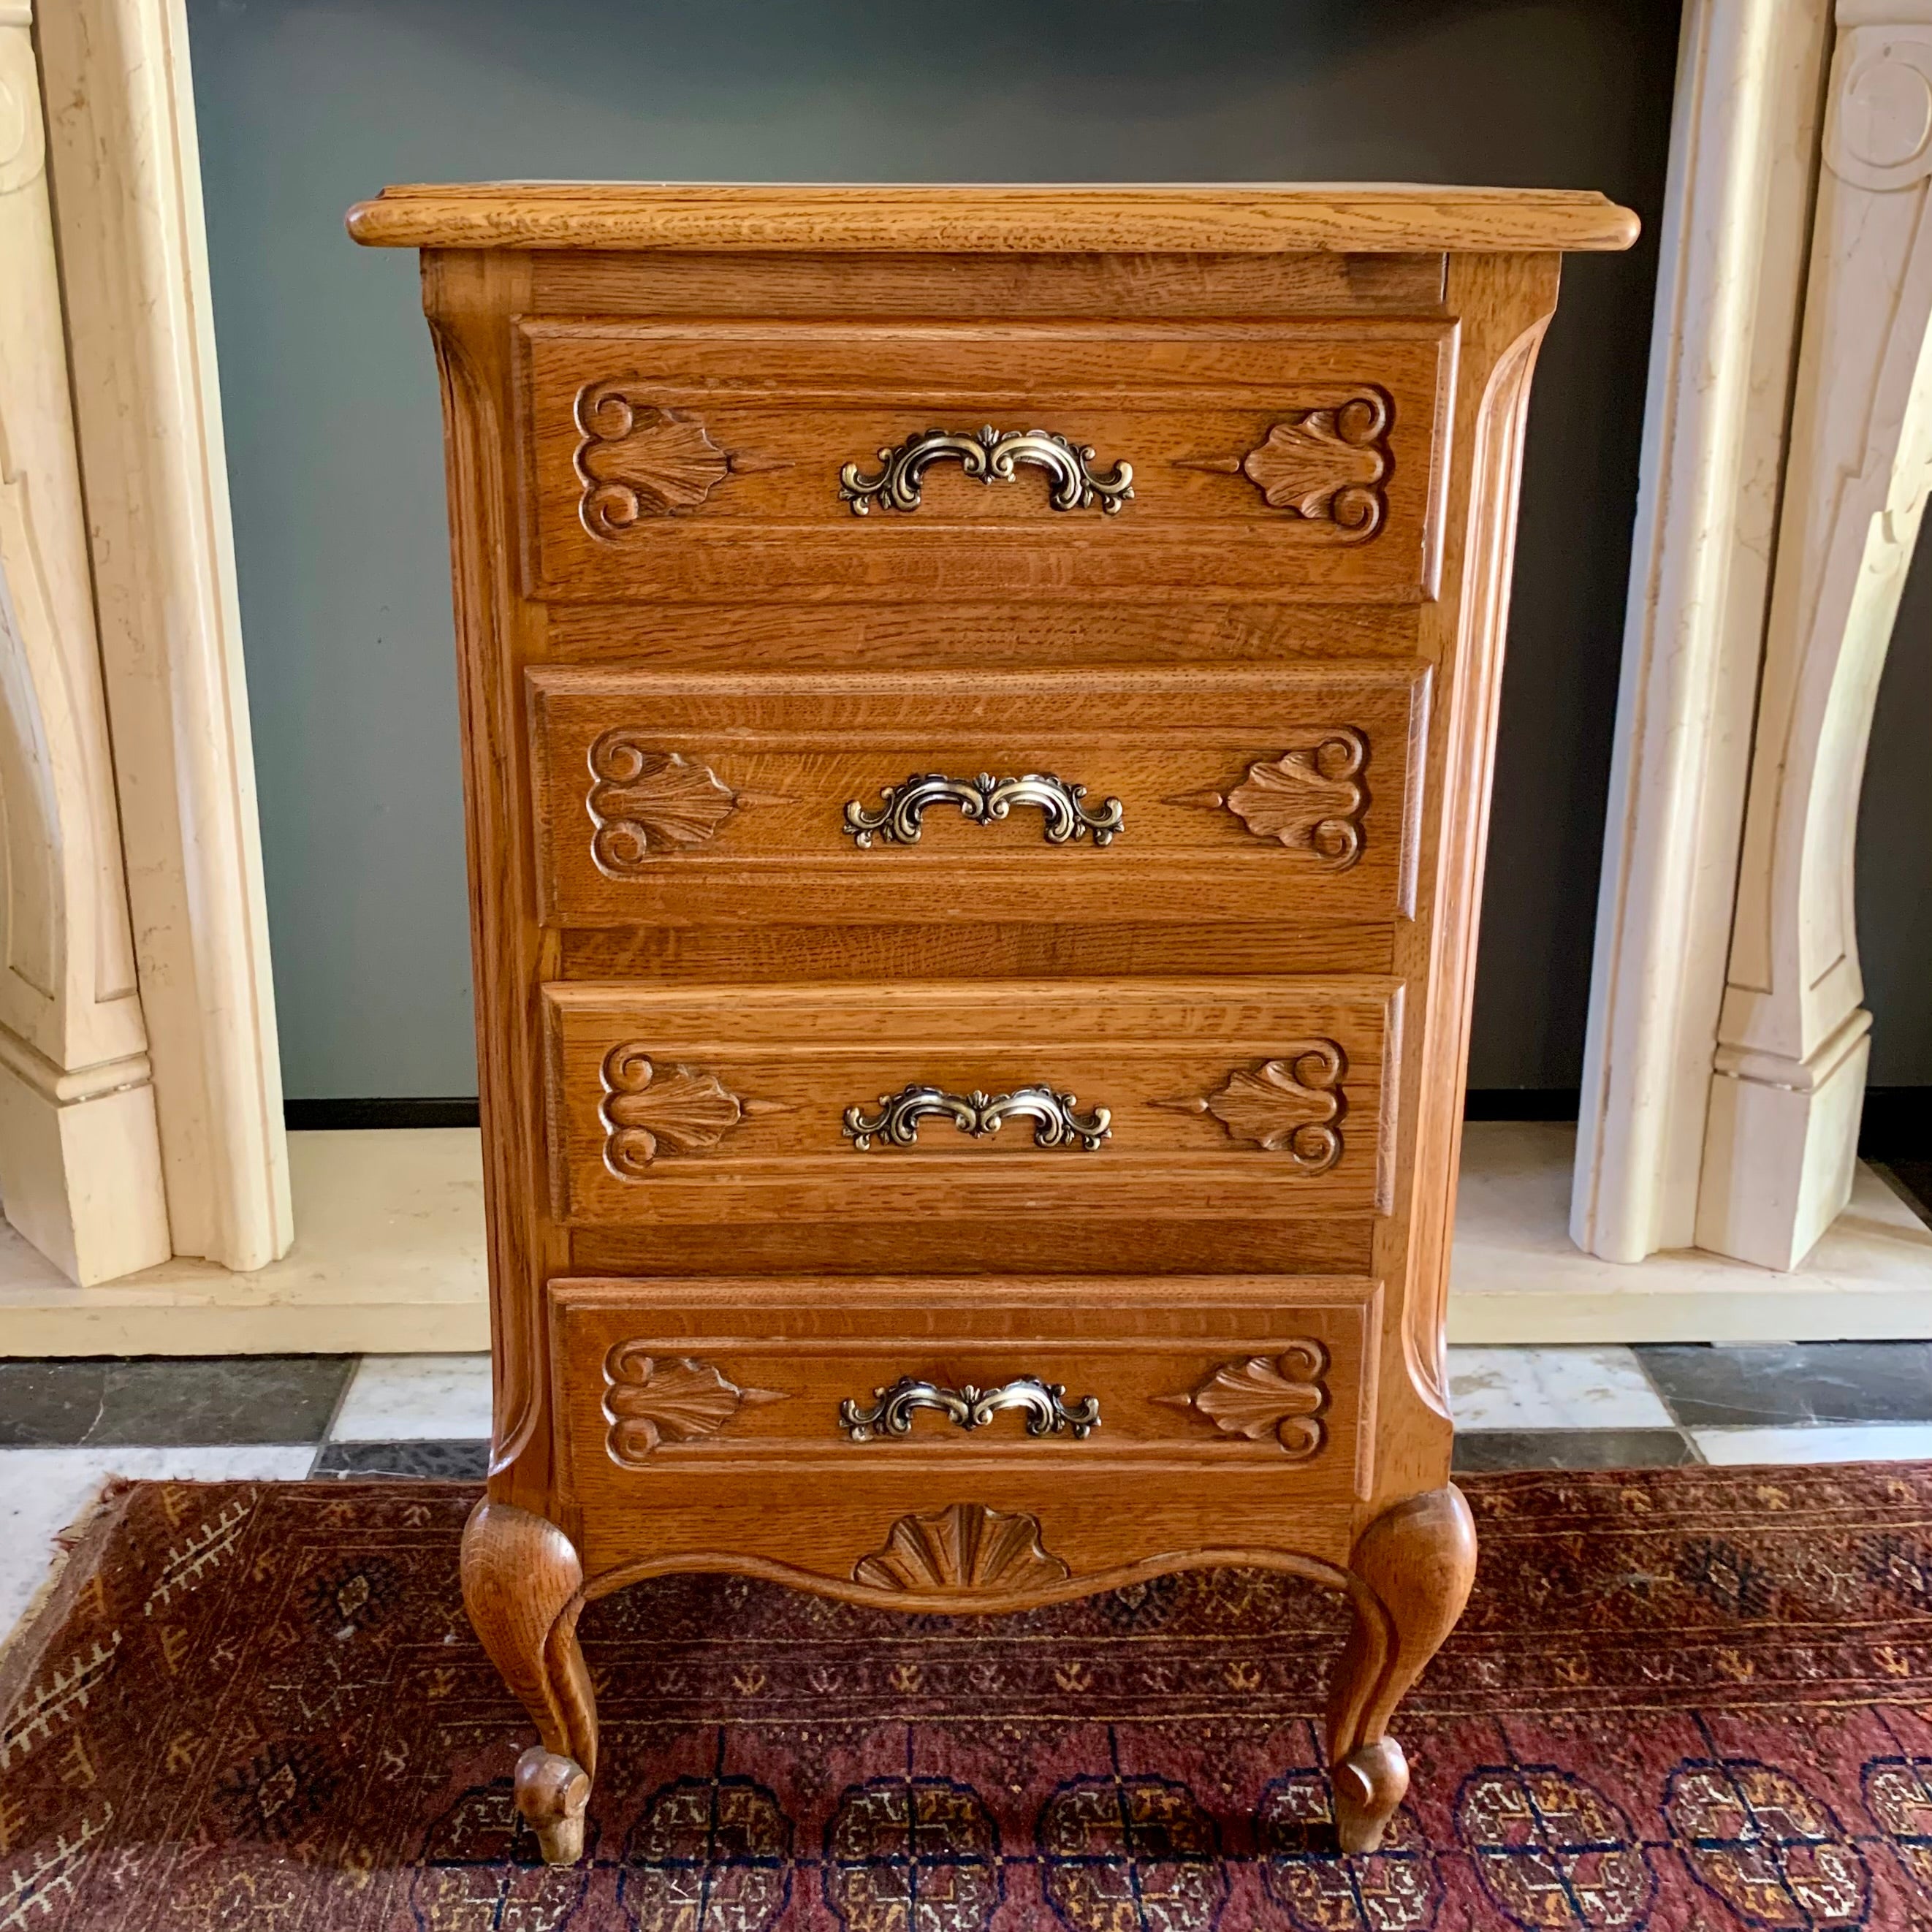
[330, 1354, 492, 1442]
[1448, 1345, 1675, 1431]
[0, 1445, 314, 1646]
[1691, 1424, 1932, 1466]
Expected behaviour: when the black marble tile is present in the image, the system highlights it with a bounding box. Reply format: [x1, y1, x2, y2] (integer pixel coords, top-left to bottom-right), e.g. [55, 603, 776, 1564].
[1453, 1428, 1696, 1473]
[1635, 1342, 1932, 1427]
[0, 1355, 354, 1445]
[313, 1440, 490, 1480]
[0, 1361, 109, 1445]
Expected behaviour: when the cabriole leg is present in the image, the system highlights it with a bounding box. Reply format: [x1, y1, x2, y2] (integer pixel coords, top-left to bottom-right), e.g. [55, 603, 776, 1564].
[460, 1498, 599, 1864]
[1326, 1485, 1477, 1853]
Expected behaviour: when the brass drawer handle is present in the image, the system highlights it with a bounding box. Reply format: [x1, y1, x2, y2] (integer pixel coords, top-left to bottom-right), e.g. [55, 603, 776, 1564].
[842, 1374, 1102, 1442]
[843, 1084, 1111, 1152]
[845, 772, 1122, 848]
[839, 425, 1133, 516]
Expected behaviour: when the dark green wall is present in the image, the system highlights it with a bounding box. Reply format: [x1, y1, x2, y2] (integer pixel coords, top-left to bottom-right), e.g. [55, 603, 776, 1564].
[186, 0, 1686, 1098]
[1860, 532, 1932, 1088]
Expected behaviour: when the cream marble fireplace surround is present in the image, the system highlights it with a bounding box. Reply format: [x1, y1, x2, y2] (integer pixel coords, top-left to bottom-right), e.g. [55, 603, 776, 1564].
[0, 0, 1924, 1349]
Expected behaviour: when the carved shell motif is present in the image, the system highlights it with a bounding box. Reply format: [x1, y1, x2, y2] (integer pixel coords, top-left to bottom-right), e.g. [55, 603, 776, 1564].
[1227, 732, 1366, 867]
[602, 1345, 786, 1464]
[1157, 1342, 1329, 1458]
[853, 1503, 1070, 1594]
[1168, 729, 1368, 869]
[1157, 1042, 1345, 1171]
[587, 734, 740, 874]
[598, 1045, 783, 1176]
[1241, 392, 1391, 537]
[574, 381, 731, 537]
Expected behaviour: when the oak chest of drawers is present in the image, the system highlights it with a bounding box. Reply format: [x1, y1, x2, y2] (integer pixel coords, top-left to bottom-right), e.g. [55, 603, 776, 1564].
[349, 181, 1637, 1863]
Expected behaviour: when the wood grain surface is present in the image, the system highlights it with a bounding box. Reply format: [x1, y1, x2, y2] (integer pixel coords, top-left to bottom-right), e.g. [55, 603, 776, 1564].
[376, 181, 1632, 1861]
[542, 978, 1393, 1225]
[521, 319, 1450, 603]
[548, 1274, 1378, 1485]
[529, 663, 1428, 929]
[347, 181, 1640, 254]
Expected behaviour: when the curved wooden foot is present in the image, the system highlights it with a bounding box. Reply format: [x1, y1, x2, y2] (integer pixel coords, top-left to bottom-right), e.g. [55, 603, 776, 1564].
[1326, 1485, 1475, 1854]
[515, 1746, 591, 1865]
[460, 1499, 599, 1863]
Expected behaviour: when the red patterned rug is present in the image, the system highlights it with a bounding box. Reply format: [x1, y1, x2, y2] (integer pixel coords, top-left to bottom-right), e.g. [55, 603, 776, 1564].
[2, 1467, 1931, 1930]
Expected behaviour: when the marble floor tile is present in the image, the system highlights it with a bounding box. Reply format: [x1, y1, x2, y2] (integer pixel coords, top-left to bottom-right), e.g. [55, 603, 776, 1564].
[1446, 1345, 1675, 1431]
[1453, 1429, 1695, 1473]
[312, 1440, 490, 1480]
[331, 1354, 492, 1441]
[0, 1355, 355, 1446]
[0, 1360, 109, 1445]
[1691, 1423, 1932, 1466]
[1638, 1342, 1932, 1427]
[0, 1445, 314, 1643]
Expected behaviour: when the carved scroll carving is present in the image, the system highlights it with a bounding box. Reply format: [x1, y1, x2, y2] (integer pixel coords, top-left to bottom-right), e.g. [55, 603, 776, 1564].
[574, 382, 730, 537]
[601, 1345, 786, 1464]
[853, 1502, 1070, 1594]
[1155, 1043, 1345, 1171]
[1167, 729, 1368, 867]
[586, 735, 740, 873]
[598, 1046, 786, 1176]
[1155, 1342, 1329, 1458]
[1239, 392, 1391, 536]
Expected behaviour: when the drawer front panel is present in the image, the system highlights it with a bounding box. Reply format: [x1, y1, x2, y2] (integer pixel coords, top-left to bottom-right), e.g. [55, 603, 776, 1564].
[521, 319, 1451, 603]
[543, 978, 1394, 1225]
[530, 664, 1429, 928]
[550, 1275, 1379, 1505]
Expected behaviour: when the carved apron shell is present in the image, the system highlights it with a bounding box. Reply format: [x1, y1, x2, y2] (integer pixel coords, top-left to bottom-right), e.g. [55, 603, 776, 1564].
[853, 1503, 1070, 1594]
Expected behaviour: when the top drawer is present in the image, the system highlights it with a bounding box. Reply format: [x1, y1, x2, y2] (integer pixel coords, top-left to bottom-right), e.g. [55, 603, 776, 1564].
[519, 319, 1453, 604]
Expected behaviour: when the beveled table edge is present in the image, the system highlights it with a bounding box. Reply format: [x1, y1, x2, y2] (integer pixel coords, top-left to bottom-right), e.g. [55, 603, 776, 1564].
[345, 181, 1640, 254]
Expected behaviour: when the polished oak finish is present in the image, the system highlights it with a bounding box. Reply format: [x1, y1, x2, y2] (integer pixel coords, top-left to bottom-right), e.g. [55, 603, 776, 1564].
[544, 978, 1391, 1225]
[530, 665, 1428, 928]
[351, 180, 1634, 1861]
[346, 180, 1640, 253]
[522, 320, 1450, 601]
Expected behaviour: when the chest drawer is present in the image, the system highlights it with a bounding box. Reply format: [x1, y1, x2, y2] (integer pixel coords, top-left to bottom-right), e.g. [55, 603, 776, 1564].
[521, 319, 1450, 603]
[530, 663, 1428, 929]
[543, 977, 1395, 1227]
[549, 1274, 1379, 1496]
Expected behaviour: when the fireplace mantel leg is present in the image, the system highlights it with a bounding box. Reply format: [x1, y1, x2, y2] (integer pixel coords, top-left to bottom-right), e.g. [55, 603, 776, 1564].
[1699, 9, 1932, 1270]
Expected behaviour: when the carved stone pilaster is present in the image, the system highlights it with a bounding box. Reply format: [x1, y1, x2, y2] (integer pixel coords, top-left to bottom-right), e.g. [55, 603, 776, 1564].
[1572, 0, 1833, 1266]
[1700, 3, 1932, 1267]
[0, 0, 170, 1280]
[37, 0, 292, 1273]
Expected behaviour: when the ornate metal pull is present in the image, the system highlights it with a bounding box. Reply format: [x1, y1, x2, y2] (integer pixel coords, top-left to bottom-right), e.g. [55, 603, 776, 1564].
[843, 1084, 1110, 1152]
[845, 772, 1122, 848]
[841, 1375, 1102, 1443]
[839, 425, 1132, 516]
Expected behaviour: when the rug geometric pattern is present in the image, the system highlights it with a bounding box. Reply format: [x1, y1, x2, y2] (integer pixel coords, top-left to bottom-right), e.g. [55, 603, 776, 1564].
[4, 1467, 1932, 1928]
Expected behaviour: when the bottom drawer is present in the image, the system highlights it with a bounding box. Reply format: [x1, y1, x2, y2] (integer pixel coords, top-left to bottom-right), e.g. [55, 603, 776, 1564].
[549, 1275, 1382, 1591]
[550, 1274, 1380, 1499]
